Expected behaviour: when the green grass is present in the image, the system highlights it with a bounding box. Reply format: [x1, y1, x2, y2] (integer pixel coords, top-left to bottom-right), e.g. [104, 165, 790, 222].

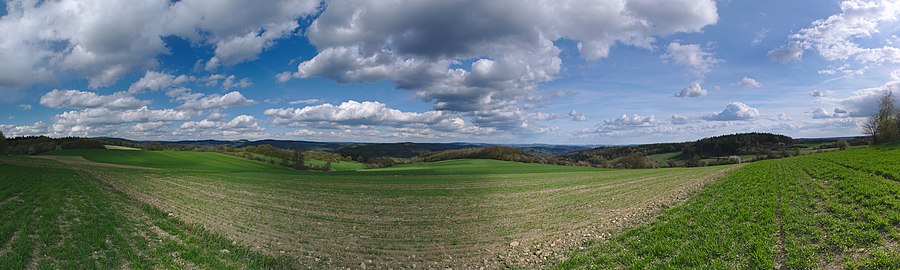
[363, 158, 603, 175]
[5, 149, 735, 268]
[103, 145, 141, 150]
[304, 158, 366, 171]
[558, 143, 900, 269]
[49, 149, 289, 172]
[0, 157, 292, 269]
[647, 152, 680, 163]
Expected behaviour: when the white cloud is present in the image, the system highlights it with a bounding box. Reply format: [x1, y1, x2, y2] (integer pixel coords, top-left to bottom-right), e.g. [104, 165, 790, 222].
[178, 91, 255, 111]
[605, 114, 657, 127]
[675, 82, 708, 98]
[811, 107, 850, 119]
[288, 99, 320, 105]
[128, 71, 193, 93]
[0, 121, 48, 137]
[738, 76, 763, 88]
[662, 42, 721, 77]
[221, 75, 252, 90]
[568, 110, 587, 122]
[809, 90, 832, 97]
[276, 71, 298, 83]
[768, 42, 804, 63]
[178, 115, 266, 139]
[671, 114, 693, 125]
[0, 0, 319, 91]
[48, 106, 196, 137]
[576, 113, 658, 135]
[773, 0, 900, 68]
[265, 100, 494, 135]
[287, 0, 719, 131]
[164, 0, 319, 67]
[702, 102, 760, 121]
[18, 104, 32, 111]
[40, 90, 149, 110]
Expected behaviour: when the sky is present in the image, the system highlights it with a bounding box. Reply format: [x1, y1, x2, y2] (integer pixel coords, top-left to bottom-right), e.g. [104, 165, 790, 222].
[1, 0, 899, 145]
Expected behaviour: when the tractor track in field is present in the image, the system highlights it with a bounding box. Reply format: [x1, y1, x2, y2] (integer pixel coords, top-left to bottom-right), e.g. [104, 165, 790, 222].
[29, 155, 159, 170]
[82, 163, 740, 269]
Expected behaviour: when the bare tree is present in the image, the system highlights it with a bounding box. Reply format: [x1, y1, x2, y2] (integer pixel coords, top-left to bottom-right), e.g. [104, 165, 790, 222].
[876, 91, 899, 143]
[863, 114, 879, 144]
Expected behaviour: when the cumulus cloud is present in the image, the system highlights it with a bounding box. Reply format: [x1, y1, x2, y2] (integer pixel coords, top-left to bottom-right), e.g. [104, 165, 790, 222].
[178, 91, 255, 111]
[164, 0, 319, 67]
[811, 107, 850, 119]
[178, 115, 266, 139]
[0, 121, 48, 137]
[265, 100, 494, 135]
[671, 114, 693, 125]
[702, 102, 760, 121]
[48, 106, 196, 137]
[288, 99, 320, 105]
[0, 0, 319, 91]
[284, 0, 719, 131]
[221, 75, 253, 90]
[771, 0, 900, 69]
[738, 76, 762, 88]
[809, 90, 831, 97]
[18, 104, 32, 111]
[40, 90, 149, 110]
[568, 110, 587, 122]
[662, 42, 721, 77]
[675, 82, 708, 98]
[128, 71, 193, 93]
[576, 113, 658, 135]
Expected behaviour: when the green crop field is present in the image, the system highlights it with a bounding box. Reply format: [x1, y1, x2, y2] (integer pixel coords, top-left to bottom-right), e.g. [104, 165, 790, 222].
[559, 144, 900, 269]
[0, 149, 735, 269]
[5, 144, 899, 269]
[0, 156, 290, 269]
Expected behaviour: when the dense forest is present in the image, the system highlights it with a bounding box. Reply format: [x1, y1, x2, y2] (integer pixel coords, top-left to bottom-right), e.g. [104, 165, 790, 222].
[562, 133, 818, 168]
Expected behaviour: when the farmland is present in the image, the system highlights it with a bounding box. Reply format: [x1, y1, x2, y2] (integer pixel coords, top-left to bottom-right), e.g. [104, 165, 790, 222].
[1, 149, 734, 269]
[560, 144, 900, 269]
[5, 143, 900, 269]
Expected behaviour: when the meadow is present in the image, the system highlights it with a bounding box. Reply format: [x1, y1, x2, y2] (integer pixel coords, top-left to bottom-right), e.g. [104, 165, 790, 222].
[559, 144, 900, 269]
[4, 144, 900, 269]
[1, 149, 732, 269]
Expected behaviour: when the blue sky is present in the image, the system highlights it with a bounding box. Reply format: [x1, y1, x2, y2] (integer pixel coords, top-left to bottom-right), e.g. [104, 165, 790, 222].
[1, 0, 899, 144]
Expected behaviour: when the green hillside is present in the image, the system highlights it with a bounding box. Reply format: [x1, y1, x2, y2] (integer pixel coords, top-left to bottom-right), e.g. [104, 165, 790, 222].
[48, 149, 289, 172]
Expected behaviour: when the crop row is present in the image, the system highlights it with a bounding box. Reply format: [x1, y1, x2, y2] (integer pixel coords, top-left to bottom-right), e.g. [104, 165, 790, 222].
[559, 146, 900, 269]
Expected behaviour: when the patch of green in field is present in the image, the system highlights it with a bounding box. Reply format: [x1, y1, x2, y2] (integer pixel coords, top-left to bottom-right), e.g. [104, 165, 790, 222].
[304, 158, 366, 171]
[234, 151, 364, 171]
[21, 152, 732, 268]
[558, 143, 900, 269]
[363, 158, 603, 175]
[103, 145, 141, 150]
[49, 149, 288, 172]
[0, 158, 292, 269]
[647, 152, 680, 163]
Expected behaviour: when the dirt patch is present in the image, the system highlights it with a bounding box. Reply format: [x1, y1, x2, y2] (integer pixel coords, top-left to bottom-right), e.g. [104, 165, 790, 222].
[30, 156, 158, 170]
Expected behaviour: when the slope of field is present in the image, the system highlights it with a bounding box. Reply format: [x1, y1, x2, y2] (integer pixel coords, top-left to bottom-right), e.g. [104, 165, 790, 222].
[0, 156, 290, 269]
[14, 149, 738, 269]
[560, 144, 900, 269]
[239, 152, 365, 171]
[50, 149, 288, 172]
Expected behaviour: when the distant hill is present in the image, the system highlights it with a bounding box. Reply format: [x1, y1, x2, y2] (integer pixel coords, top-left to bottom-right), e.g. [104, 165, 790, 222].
[561, 133, 801, 167]
[336, 142, 483, 160]
[421, 146, 542, 163]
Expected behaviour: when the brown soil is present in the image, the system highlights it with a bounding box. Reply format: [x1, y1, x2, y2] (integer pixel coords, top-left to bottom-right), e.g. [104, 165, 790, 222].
[30, 156, 158, 170]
